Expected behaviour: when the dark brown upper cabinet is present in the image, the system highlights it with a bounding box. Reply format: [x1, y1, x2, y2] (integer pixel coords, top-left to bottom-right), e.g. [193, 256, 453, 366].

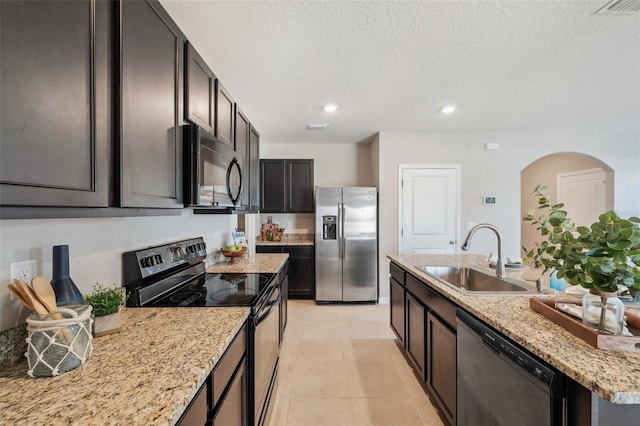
[185, 41, 215, 132]
[260, 159, 314, 213]
[215, 80, 235, 149]
[0, 0, 110, 207]
[248, 125, 261, 213]
[119, 0, 184, 208]
[234, 106, 250, 210]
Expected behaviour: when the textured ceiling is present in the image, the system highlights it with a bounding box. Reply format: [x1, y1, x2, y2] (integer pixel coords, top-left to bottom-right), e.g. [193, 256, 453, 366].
[160, 0, 640, 143]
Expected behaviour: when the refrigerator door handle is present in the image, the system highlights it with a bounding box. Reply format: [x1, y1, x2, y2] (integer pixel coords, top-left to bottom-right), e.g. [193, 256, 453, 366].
[341, 202, 346, 259]
[337, 202, 343, 260]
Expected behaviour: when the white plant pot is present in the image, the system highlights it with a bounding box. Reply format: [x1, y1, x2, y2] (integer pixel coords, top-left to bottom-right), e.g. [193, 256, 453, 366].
[93, 311, 121, 337]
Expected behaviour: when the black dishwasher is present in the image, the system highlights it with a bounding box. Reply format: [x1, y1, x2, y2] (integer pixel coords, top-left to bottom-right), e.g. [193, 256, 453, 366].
[457, 309, 566, 426]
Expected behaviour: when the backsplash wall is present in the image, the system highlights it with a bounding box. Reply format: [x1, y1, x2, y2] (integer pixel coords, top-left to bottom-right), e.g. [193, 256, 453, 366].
[0, 212, 237, 332]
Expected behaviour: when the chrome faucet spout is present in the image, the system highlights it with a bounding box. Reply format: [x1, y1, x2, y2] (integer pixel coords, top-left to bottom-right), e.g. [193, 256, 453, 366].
[460, 223, 506, 279]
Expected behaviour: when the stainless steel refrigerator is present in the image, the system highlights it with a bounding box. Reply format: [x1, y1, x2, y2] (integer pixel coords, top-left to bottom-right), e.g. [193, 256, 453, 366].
[315, 186, 377, 302]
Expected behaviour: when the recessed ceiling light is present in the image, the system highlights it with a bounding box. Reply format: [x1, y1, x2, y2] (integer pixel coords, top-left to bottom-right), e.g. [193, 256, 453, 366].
[307, 123, 330, 130]
[323, 104, 338, 113]
[440, 105, 457, 114]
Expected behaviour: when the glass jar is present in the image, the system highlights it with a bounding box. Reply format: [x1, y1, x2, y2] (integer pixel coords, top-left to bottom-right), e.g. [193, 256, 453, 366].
[582, 289, 624, 335]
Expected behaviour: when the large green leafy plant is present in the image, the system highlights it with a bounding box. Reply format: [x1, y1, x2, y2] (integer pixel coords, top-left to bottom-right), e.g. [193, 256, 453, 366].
[523, 185, 640, 298]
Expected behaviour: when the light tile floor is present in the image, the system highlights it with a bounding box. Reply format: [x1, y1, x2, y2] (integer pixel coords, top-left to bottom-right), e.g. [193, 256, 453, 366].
[267, 300, 445, 426]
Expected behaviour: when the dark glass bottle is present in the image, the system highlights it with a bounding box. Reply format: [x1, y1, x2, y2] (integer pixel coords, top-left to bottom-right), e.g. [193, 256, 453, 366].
[51, 245, 83, 306]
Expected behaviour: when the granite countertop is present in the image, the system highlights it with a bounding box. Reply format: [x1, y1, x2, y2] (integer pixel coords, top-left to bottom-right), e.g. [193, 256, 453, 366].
[388, 253, 640, 404]
[207, 253, 289, 273]
[255, 233, 314, 246]
[0, 307, 250, 425]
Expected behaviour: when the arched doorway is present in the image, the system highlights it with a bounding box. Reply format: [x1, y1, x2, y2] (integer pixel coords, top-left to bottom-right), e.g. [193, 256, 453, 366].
[520, 152, 614, 256]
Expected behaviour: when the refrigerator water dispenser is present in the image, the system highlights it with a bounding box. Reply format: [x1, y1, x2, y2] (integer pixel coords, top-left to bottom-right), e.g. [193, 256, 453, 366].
[322, 216, 337, 240]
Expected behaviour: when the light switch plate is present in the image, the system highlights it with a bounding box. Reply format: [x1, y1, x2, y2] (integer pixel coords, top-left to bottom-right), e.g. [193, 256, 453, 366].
[10, 259, 37, 284]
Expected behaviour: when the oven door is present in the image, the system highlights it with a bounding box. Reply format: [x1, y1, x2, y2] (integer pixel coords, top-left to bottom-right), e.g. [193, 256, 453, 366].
[253, 283, 281, 426]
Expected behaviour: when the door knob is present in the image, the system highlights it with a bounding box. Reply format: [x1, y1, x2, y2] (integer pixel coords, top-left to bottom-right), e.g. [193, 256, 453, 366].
[449, 240, 456, 244]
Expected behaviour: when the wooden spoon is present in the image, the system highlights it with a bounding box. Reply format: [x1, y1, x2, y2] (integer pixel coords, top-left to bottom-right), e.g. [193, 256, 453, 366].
[31, 276, 58, 313]
[8, 282, 34, 310]
[14, 279, 48, 315]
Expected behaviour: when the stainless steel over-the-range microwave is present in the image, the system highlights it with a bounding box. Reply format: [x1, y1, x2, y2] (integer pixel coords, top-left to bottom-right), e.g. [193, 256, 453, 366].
[184, 124, 243, 210]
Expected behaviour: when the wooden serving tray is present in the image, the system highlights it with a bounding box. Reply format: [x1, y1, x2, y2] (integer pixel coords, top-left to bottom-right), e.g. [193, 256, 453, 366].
[529, 297, 640, 353]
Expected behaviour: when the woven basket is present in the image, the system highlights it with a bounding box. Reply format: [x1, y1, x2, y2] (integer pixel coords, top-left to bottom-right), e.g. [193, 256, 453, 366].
[25, 305, 93, 377]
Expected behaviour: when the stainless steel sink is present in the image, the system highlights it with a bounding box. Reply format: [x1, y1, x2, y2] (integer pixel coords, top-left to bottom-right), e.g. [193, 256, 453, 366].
[414, 265, 537, 295]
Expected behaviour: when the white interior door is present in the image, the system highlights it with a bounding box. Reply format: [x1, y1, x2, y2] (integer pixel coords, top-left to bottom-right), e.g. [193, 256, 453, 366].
[557, 168, 607, 227]
[400, 166, 460, 255]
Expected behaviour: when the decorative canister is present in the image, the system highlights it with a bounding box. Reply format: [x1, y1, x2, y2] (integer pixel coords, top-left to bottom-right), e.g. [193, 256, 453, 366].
[25, 305, 93, 377]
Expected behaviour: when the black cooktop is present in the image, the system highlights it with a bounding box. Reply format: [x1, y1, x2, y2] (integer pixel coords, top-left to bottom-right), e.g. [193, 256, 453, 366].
[147, 272, 276, 307]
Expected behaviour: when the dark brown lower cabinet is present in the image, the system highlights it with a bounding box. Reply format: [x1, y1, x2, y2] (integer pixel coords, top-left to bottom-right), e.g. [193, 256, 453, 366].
[427, 313, 456, 426]
[178, 381, 208, 425]
[389, 262, 456, 426]
[213, 361, 246, 426]
[406, 292, 427, 381]
[390, 277, 405, 346]
[256, 245, 314, 299]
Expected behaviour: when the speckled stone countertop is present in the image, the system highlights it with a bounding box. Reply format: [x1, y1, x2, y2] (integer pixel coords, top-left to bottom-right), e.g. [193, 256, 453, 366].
[207, 253, 289, 273]
[388, 253, 640, 404]
[0, 307, 249, 425]
[255, 233, 314, 246]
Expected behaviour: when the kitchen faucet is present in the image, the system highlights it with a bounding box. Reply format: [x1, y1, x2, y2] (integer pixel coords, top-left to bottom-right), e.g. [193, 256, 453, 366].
[461, 223, 506, 279]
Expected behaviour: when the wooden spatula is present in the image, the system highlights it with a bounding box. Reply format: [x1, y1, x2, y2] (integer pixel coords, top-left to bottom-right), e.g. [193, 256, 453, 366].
[14, 279, 48, 315]
[8, 282, 34, 310]
[31, 276, 58, 313]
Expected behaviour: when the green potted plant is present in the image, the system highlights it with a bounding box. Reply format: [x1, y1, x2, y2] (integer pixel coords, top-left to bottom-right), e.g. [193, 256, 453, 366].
[83, 284, 126, 337]
[523, 185, 640, 334]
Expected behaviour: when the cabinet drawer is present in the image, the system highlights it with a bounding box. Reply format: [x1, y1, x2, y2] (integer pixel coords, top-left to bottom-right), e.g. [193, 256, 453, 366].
[282, 245, 313, 257]
[390, 262, 405, 285]
[255, 245, 282, 254]
[213, 324, 247, 404]
[406, 273, 456, 330]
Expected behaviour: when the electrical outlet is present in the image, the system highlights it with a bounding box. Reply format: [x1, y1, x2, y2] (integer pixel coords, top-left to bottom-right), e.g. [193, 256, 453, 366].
[287, 221, 293, 229]
[10, 259, 37, 284]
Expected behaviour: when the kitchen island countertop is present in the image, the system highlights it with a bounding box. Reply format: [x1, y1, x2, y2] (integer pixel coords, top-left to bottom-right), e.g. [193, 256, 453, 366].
[0, 306, 249, 425]
[388, 253, 640, 404]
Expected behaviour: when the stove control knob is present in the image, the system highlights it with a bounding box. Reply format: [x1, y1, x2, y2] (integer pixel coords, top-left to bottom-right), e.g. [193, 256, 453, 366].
[155, 254, 163, 264]
[149, 256, 156, 266]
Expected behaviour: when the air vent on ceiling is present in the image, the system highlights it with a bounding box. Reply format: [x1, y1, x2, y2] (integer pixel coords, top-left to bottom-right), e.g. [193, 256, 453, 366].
[307, 124, 330, 130]
[596, 0, 640, 14]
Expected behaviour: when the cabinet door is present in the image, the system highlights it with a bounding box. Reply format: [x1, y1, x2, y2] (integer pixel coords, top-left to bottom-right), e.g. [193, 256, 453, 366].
[213, 360, 246, 426]
[234, 106, 250, 209]
[390, 277, 406, 347]
[248, 126, 260, 212]
[287, 160, 314, 212]
[185, 41, 215, 132]
[0, 0, 110, 207]
[215, 80, 234, 148]
[287, 246, 315, 299]
[177, 381, 208, 426]
[260, 160, 285, 213]
[406, 292, 427, 381]
[120, 0, 184, 208]
[427, 313, 456, 425]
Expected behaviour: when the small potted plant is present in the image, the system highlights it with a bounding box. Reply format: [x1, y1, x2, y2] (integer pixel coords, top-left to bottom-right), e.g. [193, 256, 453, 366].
[83, 284, 126, 337]
[523, 185, 640, 334]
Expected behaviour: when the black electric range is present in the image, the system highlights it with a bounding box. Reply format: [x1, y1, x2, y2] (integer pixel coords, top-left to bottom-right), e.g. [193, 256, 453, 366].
[122, 236, 276, 311]
[146, 271, 276, 308]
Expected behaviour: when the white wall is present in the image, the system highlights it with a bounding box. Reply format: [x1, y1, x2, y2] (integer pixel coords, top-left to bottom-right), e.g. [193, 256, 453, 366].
[377, 131, 640, 299]
[0, 213, 237, 332]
